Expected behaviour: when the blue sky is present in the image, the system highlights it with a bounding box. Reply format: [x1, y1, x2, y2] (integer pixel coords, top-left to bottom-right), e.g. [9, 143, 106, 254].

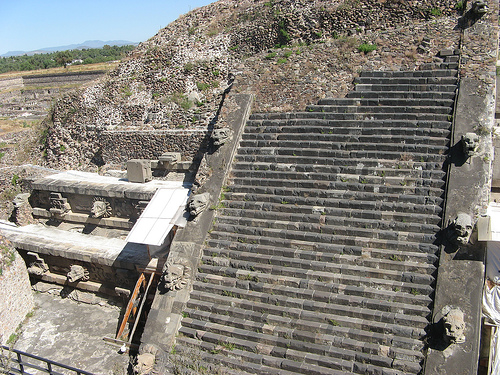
[0, 0, 215, 55]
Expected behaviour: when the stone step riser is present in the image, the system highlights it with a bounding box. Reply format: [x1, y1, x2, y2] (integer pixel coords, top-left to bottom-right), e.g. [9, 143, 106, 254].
[183, 307, 425, 365]
[222, 199, 443, 225]
[359, 70, 457, 78]
[198, 261, 434, 293]
[316, 98, 454, 107]
[304, 105, 453, 115]
[248, 112, 451, 121]
[245, 126, 450, 138]
[353, 77, 458, 85]
[347, 91, 455, 100]
[246, 119, 452, 130]
[204, 246, 436, 276]
[229, 171, 446, 189]
[218, 208, 440, 235]
[236, 148, 448, 163]
[239, 137, 450, 148]
[209, 230, 439, 255]
[233, 162, 447, 179]
[215, 216, 438, 244]
[354, 84, 456, 92]
[234, 154, 446, 170]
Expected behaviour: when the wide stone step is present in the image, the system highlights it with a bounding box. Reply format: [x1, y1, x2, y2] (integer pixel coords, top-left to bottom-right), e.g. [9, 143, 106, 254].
[248, 111, 450, 121]
[229, 169, 446, 190]
[316, 97, 454, 107]
[234, 154, 445, 170]
[215, 215, 437, 246]
[358, 69, 457, 78]
[189, 286, 431, 328]
[219, 206, 440, 235]
[224, 187, 444, 209]
[177, 328, 358, 374]
[198, 258, 434, 294]
[354, 84, 456, 92]
[175, 335, 325, 375]
[182, 308, 425, 369]
[245, 118, 452, 131]
[347, 90, 456, 100]
[240, 133, 449, 147]
[204, 244, 436, 276]
[234, 161, 447, 180]
[208, 227, 439, 255]
[236, 146, 448, 163]
[304, 104, 453, 115]
[189, 283, 430, 331]
[245, 123, 450, 139]
[353, 77, 458, 85]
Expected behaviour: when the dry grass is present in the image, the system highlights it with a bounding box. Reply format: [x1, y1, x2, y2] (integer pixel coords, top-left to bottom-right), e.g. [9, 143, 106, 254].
[0, 61, 119, 80]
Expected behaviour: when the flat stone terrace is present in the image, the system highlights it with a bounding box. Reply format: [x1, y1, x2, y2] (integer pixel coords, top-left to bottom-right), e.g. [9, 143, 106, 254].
[173, 67, 457, 374]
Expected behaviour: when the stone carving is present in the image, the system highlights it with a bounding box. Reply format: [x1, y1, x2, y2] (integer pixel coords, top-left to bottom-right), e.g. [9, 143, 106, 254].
[461, 132, 479, 157]
[212, 128, 232, 147]
[187, 192, 210, 217]
[27, 252, 49, 276]
[91, 197, 112, 218]
[161, 257, 192, 291]
[133, 344, 163, 375]
[448, 213, 474, 245]
[442, 306, 466, 344]
[158, 152, 181, 169]
[471, 0, 488, 15]
[67, 264, 89, 283]
[49, 192, 71, 216]
[10, 193, 34, 226]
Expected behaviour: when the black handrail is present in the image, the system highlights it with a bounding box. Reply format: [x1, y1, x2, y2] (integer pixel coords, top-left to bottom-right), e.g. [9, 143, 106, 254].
[0, 345, 94, 375]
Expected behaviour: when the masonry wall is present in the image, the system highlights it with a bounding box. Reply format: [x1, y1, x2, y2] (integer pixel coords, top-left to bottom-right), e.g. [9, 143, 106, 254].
[0, 251, 34, 345]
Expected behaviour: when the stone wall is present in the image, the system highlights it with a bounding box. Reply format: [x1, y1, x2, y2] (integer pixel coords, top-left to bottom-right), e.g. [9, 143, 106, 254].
[0, 248, 34, 345]
[99, 129, 211, 165]
[22, 71, 106, 87]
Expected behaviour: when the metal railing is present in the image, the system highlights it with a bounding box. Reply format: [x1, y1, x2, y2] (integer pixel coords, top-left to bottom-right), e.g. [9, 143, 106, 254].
[0, 345, 93, 375]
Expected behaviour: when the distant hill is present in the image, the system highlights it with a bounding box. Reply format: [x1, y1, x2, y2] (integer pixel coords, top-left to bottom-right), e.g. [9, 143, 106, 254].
[1, 40, 138, 57]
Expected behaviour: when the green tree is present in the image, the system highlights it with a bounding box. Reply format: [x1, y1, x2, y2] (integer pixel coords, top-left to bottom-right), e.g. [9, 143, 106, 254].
[55, 51, 73, 68]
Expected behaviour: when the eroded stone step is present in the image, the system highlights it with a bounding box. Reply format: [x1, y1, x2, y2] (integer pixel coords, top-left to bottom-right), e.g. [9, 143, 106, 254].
[316, 97, 454, 107]
[221, 199, 443, 227]
[353, 77, 458, 85]
[347, 91, 455, 100]
[240, 134, 450, 148]
[188, 287, 431, 330]
[213, 215, 437, 247]
[358, 69, 457, 78]
[234, 161, 447, 180]
[354, 84, 456, 92]
[248, 111, 451, 121]
[198, 259, 434, 294]
[246, 118, 452, 131]
[304, 105, 453, 115]
[182, 309, 425, 370]
[236, 148, 448, 164]
[176, 334, 356, 375]
[203, 245, 436, 276]
[208, 228, 438, 255]
[229, 169, 446, 189]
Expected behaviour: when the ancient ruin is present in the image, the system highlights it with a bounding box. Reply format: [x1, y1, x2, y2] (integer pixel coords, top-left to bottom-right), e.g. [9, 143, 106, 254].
[0, 0, 499, 374]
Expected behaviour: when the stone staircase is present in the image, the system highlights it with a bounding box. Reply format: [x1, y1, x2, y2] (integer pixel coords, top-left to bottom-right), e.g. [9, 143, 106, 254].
[173, 68, 457, 374]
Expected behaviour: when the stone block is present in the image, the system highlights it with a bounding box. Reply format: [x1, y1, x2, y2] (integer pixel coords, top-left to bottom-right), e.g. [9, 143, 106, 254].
[127, 159, 152, 183]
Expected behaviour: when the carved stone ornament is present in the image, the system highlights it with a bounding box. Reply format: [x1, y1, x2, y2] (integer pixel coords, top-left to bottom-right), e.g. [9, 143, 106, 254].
[91, 197, 112, 218]
[49, 192, 71, 216]
[471, 0, 488, 15]
[449, 212, 474, 245]
[187, 192, 210, 217]
[212, 127, 232, 147]
[442, 306, 466, 344]
[67, 265, 90, 283]
[27, 252, 49, 276]
[161, 257, 192, 291]
[133, 344, 162, 375]
[461, 132, 479, 157]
